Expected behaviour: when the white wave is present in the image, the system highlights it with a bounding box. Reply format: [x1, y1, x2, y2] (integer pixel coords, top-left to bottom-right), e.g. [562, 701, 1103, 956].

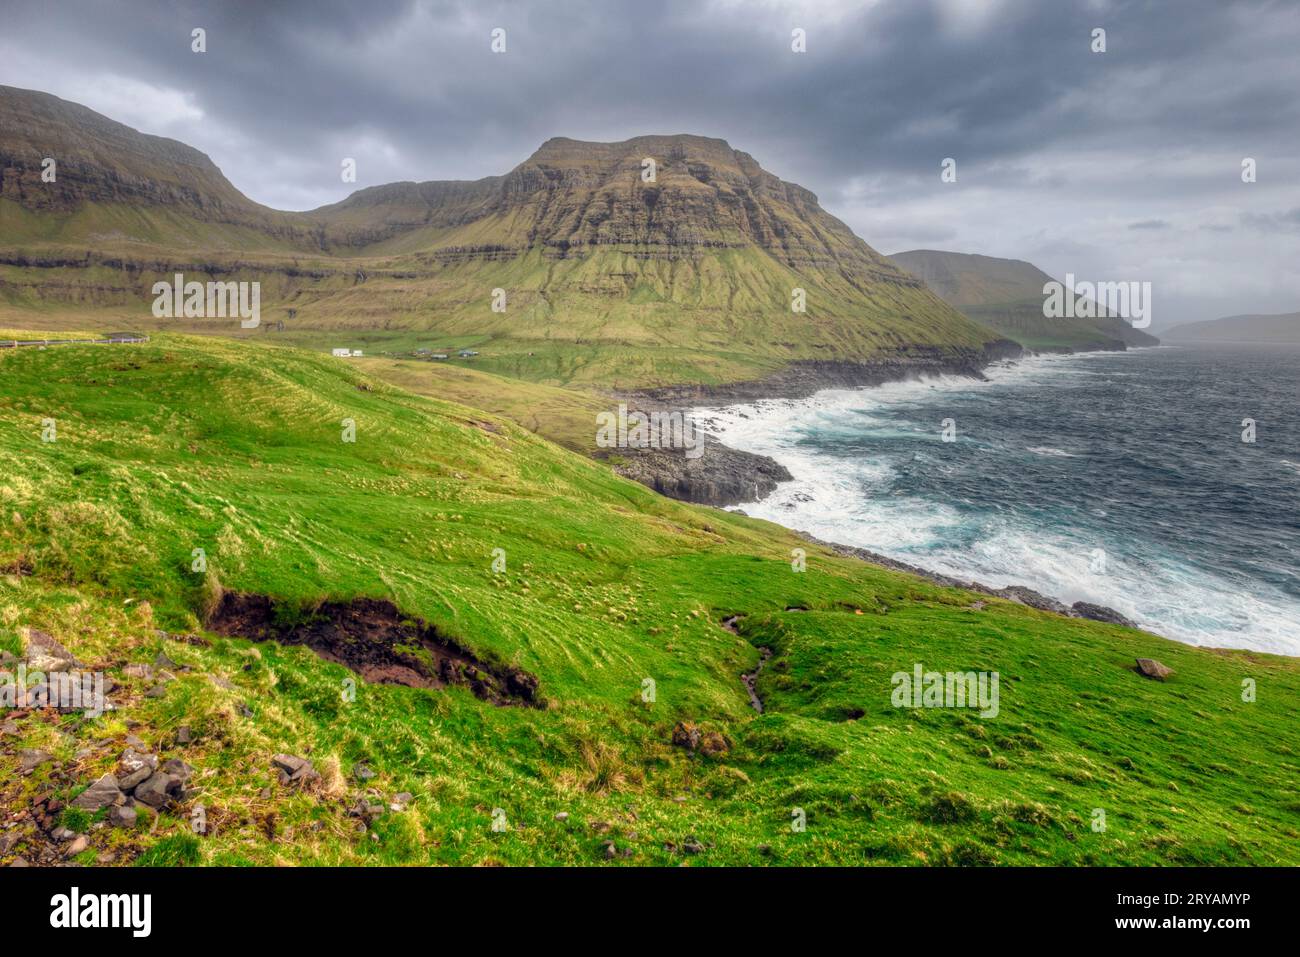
[698, 356, 1300, 656]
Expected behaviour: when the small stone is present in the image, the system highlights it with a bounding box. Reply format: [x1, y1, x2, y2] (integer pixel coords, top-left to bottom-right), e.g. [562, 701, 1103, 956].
[73, 773, 123, 811]
[117, 748, 158, 790]
[175, 727, 193, 745]
[23, 629, 78, 673]
[64, 835, 89, 856]
[271, 754, 318, 787]
[352, 763, 376, 782]
[133, 772, 176, 809]
[123, 664, 153, 680]
[153, 652, 179, 671]
[108, 805, 138, 828]
[682, 840, 704, 855]
[19, 749, 51, 772]
[554, 812, 569, 821]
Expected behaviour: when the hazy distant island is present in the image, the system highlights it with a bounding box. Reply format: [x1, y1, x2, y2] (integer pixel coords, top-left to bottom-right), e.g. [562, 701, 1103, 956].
[1161, 311, 1300, 344]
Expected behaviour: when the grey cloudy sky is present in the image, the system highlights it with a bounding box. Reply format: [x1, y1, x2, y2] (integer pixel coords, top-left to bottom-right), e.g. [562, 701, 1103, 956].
[3, 0, 1298, 326]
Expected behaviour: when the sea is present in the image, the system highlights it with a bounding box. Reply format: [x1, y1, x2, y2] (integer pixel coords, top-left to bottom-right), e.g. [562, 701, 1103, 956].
[696, 343, 1300, 655]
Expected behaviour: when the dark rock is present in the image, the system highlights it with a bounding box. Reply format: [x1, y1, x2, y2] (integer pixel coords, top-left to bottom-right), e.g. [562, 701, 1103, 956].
[1073, 602, 1136, 627]
[682, 839, 704, 855]
[608, 436, 795, 508]
[116, 748, 157, 791]
[133, 771, 176, 808]
[996, 586, 1071, 615]
[1135, 658, 1173, 681]
[145, 683, 169, 699]
[272, 753, 318, 787]
[73, 773, 122, 811]
[671, 722, 701, 751]
[108, 805, 138, 828]
[175, 726, 193, 745]
[352, 763, 376, 782]
[698, 731, 731, 757]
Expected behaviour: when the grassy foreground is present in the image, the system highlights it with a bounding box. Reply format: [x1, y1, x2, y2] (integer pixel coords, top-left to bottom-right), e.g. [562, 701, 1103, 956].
[0, 334, 1296, 866]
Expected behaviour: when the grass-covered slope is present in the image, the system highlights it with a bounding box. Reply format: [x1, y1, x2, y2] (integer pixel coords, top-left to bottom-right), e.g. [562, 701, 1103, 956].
[0, 335, 1295, 866]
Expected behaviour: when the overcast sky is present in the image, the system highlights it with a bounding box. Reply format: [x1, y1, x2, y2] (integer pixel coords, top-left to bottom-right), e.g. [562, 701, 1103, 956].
[3, 0, 1297, 326]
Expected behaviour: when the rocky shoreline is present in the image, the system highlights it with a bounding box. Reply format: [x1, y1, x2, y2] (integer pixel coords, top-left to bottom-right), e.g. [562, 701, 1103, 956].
[609, 341, 1021, 507]
[606, 339, 1143, 634]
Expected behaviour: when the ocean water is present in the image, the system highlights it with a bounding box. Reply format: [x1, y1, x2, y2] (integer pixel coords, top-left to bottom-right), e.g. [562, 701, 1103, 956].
[696, 344, 1300, 655]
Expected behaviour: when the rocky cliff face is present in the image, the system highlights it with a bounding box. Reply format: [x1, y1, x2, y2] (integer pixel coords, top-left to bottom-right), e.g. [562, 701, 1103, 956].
[0, 85, 290, 231]
[312, 134, 920, 286]
[1, 85, 1007, 389]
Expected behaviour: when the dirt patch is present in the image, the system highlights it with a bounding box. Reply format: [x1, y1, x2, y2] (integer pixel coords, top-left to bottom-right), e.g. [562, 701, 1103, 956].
[207, 594, 540, 707]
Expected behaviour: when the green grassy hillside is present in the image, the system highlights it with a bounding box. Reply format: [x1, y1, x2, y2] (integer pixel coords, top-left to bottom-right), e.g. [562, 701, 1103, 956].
[1, 335, 1295, 866]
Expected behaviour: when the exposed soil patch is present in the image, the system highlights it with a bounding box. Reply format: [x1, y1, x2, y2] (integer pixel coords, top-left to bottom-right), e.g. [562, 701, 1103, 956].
[207, 594, 540, 707]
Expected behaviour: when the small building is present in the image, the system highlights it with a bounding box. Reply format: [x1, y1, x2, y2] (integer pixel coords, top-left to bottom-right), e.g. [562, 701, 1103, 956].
[458, 349, 479, 358]
[431, 353, 449, 360]
[331, 348, 351, 357]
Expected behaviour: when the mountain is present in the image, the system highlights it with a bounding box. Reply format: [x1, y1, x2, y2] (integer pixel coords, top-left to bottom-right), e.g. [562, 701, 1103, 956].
[889, 249, 1159, 352]
[0, 85, 1012, 389]
[1162, 311, 1300, 343]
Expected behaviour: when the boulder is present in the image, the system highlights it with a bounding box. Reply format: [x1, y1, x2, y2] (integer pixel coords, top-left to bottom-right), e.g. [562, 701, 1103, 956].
[1135, 658, 1173, 681]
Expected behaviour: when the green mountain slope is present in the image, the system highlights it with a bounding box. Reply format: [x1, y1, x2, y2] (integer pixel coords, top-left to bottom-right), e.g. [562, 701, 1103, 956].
[889, 249, 1159, 352]
[1163, 311, 1300, 343]
[0, 336, 1294, 866]
[1, 86, 1010, 389]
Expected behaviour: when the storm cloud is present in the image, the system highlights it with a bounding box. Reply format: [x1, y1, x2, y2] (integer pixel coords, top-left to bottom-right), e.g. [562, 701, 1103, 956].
[2, 0, 1297, 326]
